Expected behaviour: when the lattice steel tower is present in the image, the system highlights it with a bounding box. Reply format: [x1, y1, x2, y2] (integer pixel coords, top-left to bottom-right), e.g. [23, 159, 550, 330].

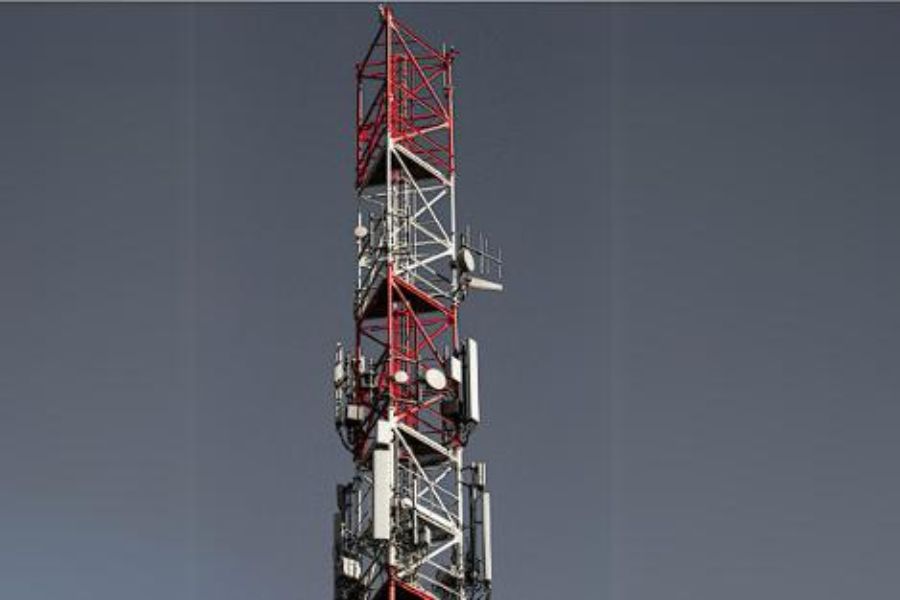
[332, 6, 501, 600]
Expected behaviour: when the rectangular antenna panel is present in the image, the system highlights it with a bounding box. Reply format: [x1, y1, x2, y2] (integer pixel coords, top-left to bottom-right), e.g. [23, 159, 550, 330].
[372, 446, 392, 540]
[465, 338, 480, 423]
[450, 356, 463, 383]
[482, 491, 492, 582]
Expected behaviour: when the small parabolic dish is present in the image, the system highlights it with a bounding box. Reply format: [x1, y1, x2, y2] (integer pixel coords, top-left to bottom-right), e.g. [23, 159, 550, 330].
[424, 368, 447, 391]
[458, 248, 475, 273]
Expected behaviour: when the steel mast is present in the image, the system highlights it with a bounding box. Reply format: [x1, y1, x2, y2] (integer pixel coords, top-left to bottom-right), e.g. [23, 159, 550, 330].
[332, 6, 501, 600]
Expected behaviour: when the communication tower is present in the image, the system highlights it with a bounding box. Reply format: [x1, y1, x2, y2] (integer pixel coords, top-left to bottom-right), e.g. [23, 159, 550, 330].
[332, 6, 502, 600]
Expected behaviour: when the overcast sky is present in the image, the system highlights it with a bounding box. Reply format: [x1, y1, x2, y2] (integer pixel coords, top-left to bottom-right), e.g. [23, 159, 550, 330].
[1, 4, 899, 600]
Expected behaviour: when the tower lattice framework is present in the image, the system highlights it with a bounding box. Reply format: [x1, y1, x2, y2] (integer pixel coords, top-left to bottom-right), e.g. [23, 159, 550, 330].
[332, 6, 499, 600]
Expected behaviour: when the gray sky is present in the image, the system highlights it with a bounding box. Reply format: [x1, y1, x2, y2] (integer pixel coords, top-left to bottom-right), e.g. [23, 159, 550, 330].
[1, 4, 898, 600]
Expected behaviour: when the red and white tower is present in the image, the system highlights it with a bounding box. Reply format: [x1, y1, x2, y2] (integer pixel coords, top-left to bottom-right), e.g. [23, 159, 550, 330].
[332, 6, 501, 600]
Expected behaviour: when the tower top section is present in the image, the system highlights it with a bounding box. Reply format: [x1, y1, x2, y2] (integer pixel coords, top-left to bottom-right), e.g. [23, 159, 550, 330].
[356, 4, 457, 191]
